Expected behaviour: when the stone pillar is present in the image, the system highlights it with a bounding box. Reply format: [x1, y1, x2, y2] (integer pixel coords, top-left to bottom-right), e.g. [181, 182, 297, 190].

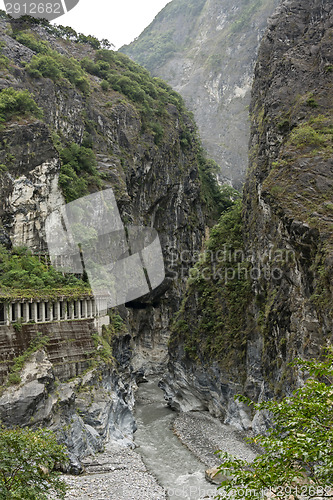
[49, 303, 53, 322]
[41, 302, 46, 322]
[23, 303, 29, 323]
[10, 303, 15, 322]
[32, 302, 38, 322]
[82, 300, 87, 318]
[8, 303, 13, 323]
[69, 302, 74, 320]
[76, 300, 80, 319]
[63, 302, 68, 320]
[4, 303, 9, 326]
[55, 302, 60, 321]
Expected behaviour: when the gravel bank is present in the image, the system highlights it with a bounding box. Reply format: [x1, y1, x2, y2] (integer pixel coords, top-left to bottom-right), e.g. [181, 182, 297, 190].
[173, 411, 257, 468]
[63, 443, 166, 500]
[60, 409, 256, 499]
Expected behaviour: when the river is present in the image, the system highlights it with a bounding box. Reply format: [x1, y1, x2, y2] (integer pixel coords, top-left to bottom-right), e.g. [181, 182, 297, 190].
[63, 378, 256, 499]
[134, 379, 219, 500]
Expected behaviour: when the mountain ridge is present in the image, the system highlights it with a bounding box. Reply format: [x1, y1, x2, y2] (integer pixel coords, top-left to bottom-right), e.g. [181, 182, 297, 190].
[121, 0, 280, 187]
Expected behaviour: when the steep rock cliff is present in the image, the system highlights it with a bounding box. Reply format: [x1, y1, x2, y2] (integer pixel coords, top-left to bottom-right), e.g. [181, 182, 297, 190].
[0, 13, 213, 463]
[121, 0, 279, 187]
[162, 0, 333, 430]
[0, 318, 136, 471]
[0, 13, 211, 374]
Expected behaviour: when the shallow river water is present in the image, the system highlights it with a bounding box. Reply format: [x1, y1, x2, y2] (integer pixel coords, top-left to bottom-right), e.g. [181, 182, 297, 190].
[134, 379, 219, 500]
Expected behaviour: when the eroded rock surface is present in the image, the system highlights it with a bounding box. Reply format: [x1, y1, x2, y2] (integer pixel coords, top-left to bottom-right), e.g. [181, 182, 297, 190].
[162, 0, 333, 430]
[0, 346, 136, 470]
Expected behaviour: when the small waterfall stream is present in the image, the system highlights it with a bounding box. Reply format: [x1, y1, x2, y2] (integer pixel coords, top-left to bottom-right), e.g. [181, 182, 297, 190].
[134, 379, 218, 500]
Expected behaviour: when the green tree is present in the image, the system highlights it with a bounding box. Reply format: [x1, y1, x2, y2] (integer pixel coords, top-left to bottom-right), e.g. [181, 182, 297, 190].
[77, 33, 100, 49]
[27, 55, 62, 79]
[14, 32, 49, 54]
[197, 154, 240, 222]
[0, 426, 68, 499]
[26, 51, 89, 95]
[58, 143, 101, 202]
[0, 88, 42, 122]
[60, 143, 97, 174]
[58, 164, 89, 202]
[216, 349, 333, 499]
[100, 38, 114, 49]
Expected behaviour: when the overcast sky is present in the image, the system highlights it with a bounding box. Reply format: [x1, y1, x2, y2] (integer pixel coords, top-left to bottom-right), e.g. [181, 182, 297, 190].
[0, 0, 171, 49]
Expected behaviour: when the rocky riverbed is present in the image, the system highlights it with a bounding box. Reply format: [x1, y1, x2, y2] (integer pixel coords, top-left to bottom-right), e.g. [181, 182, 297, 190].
[63, 443, 167, 500]
[61, 381, 257, 500]
[174, 411, 257, 468]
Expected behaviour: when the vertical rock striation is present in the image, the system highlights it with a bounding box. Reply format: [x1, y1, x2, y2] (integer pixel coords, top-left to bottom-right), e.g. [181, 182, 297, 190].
[163, 0, 333, 430]
[244, 0, 333, 401]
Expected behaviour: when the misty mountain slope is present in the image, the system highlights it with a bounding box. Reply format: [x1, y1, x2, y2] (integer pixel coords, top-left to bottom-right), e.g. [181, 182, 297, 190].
[121, 0, 279, 187]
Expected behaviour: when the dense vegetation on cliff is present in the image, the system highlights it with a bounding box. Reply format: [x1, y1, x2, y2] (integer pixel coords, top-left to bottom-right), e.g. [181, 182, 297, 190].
[0, 245, 82, 289]
[170, 200, 251, 380]
[0, 87, 42, 123]
[0, 245, 89, 301]
[0, 12, 223, 212]
[0, 11, 227, 295]
[217, 350, 333, 499]
[164, 0, 333, 424]
[0, 13, 224, 238]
